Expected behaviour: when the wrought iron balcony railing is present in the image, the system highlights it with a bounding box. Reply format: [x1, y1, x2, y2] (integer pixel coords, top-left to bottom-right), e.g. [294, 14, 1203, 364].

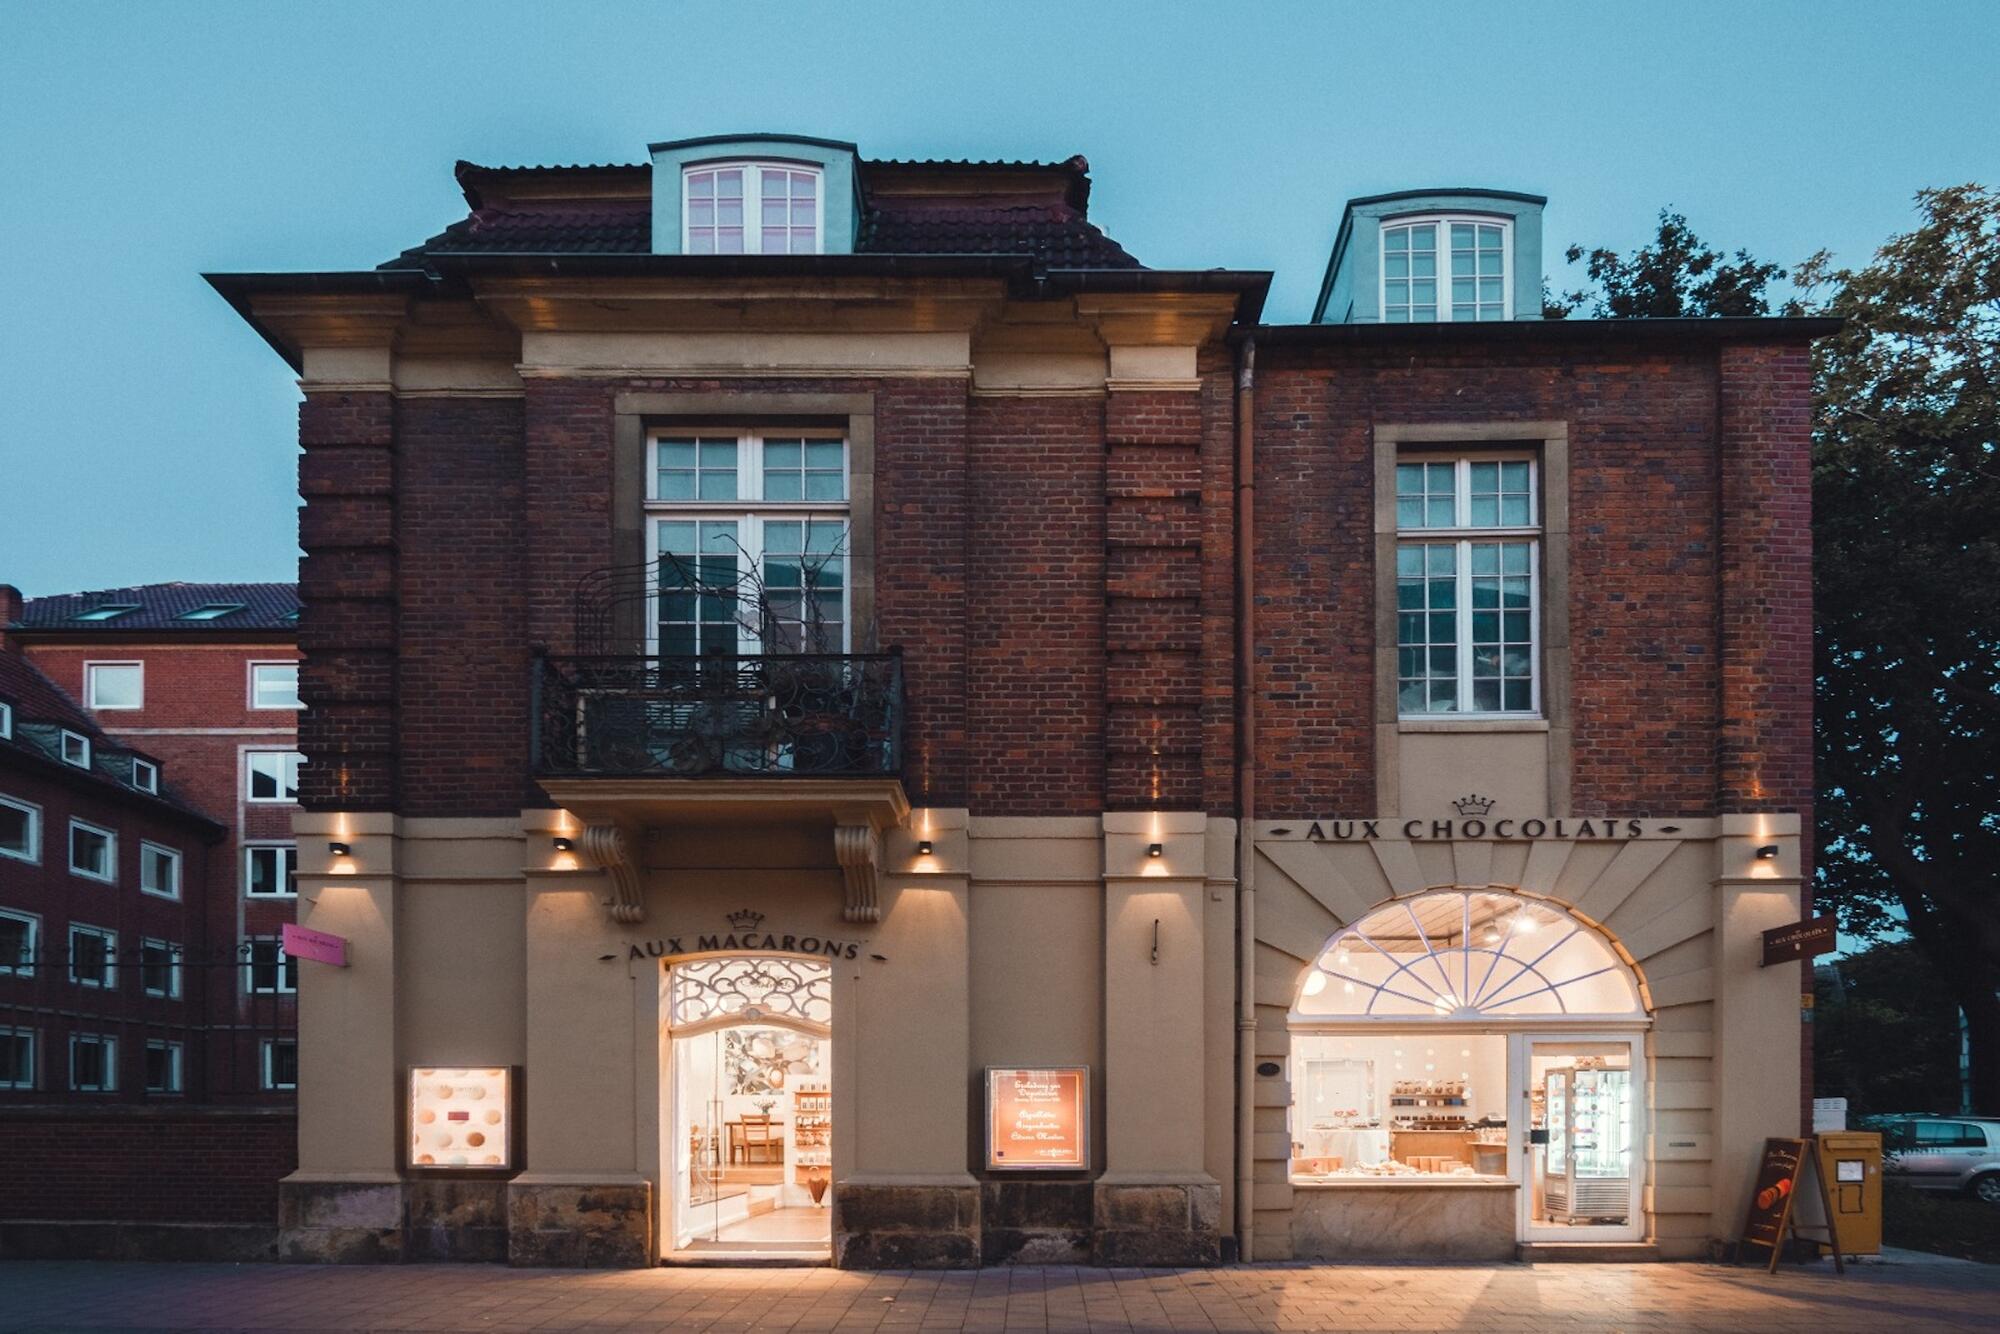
[533, 652, 903, 779]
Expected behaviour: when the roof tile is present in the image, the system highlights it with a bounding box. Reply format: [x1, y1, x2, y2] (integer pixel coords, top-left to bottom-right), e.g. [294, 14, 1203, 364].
[15, 582, 299, 633]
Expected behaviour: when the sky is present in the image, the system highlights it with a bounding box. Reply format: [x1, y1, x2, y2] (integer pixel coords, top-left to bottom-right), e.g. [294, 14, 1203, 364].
[0, 0, 1996, 595]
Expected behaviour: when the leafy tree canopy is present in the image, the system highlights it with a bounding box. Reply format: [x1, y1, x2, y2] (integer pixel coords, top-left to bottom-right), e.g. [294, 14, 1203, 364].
[1548, 208, 1786, 318]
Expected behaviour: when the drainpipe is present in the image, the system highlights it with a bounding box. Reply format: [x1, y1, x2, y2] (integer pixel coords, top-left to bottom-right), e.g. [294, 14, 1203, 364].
[1233, 337, 1258, 1263]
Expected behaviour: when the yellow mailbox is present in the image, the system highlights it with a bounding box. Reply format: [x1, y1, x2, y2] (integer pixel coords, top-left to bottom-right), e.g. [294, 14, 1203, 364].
[1813, 1132, 1883, 1256]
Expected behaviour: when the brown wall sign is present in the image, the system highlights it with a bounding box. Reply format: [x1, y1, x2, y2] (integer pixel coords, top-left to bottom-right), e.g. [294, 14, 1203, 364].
[986, 1067, 1088, 1172]
[1761, 916, 1837, 968]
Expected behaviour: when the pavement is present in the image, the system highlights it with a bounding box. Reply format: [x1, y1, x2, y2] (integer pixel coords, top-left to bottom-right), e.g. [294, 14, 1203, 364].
[2, 1252, 1995, 1333]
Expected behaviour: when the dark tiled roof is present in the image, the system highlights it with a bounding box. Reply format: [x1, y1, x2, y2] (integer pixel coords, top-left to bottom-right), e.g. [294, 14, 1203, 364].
[382, 204, 652, 269]
[15, 582, 299, 633]
[0, 651, 99, 736]
[856, 204, 1137, 268]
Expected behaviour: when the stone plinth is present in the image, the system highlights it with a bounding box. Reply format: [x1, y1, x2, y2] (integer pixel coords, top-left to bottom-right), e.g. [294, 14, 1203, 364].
[832, 1182, 980, 1268]
[277, 1178, 405, 1263]
[1290, 1181, 1517, 1261]
[506, 1179, 651, 1268]
[981, 1180, 1093, 1265]
[1092, 1179, 1222, 1266]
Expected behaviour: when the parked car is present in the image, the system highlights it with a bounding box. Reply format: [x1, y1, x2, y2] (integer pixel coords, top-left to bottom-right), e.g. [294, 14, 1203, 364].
[1875, 1116, 2000, 1204]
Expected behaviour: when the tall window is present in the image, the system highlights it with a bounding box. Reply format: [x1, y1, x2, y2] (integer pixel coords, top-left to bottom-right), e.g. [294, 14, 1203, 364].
[0, 910, 36, 974]
[647, 431, 849, 654]
[0, 1027, 33, 1090]
[684, 163, 821, 255]
[244, 938, 298, 995]
[70, 1034, 116, 1091]
[146, 1040, 184, 1094]
[246, 751, 302, 802]
[1396, 454, 1540, 716]
[1382, 217, 1510, 322]
[0, 795, 38, 863]
[263, 1038, 299, 1091]
[140, 843, 181, 899]
[140, 939, 182, 998]
[68, 820, 116, 882]
[69, 925, 116, 989]
[246, 845, 298, 898]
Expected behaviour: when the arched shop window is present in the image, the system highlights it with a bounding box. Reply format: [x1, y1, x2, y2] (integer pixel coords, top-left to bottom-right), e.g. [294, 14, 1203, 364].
[670, 956, 831, 1032]
[1294, 890, 1644, 1021]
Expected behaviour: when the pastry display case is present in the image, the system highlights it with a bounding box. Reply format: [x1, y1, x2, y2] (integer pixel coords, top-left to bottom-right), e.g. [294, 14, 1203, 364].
[1542, 1064, 1632, 1220]
[406, 1066, 517, 1171]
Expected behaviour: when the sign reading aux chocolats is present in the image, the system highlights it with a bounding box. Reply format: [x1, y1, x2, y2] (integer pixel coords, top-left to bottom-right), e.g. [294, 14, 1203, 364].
[1271, 794, 1680, 843]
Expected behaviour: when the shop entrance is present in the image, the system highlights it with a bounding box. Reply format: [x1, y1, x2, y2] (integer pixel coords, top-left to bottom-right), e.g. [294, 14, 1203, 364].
[664, 955, 832, 1258]
[1516, 1035, 1643, 1241]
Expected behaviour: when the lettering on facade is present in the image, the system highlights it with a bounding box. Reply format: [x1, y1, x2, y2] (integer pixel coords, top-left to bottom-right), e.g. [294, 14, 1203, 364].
[620, 907, 864, 963]
[1291, 817, 1651, 842]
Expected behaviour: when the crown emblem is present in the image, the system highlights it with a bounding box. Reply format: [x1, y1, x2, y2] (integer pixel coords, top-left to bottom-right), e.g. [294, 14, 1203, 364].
[1452, 794, 1495, 817]
[726, 909, 765, 932]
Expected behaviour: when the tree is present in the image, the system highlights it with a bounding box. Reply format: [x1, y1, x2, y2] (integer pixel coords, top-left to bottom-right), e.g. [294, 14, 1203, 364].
[1549, 209, 1786, 318]
[1802, 184, 2000, 1113]
[1814, 941, 1964, 1116]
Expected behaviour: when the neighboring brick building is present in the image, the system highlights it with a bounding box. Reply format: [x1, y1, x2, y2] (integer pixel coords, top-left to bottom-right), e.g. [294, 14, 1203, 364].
[203, 142, 1822, 1268]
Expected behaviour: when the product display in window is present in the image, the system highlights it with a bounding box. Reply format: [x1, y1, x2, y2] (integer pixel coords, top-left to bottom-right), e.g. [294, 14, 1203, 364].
[1289, 1034, 1507, 1181]
[408, 1067, 511, 1169]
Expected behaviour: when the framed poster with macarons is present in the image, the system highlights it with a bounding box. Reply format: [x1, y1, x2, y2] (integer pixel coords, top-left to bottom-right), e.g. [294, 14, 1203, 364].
[404, 1067, 521, 1172]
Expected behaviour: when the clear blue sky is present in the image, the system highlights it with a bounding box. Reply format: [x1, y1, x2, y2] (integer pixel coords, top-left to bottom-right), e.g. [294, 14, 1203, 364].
[2, 0, 1995, 595]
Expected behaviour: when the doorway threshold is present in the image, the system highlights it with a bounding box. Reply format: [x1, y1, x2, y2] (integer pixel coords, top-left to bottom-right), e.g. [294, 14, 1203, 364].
[661, 1248, 830, 1267]
[1516, 1241, 1659, 1263]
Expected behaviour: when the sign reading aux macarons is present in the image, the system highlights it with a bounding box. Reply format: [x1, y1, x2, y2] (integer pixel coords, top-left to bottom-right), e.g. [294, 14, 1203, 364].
[1270, 795, 1679, 843]
[623, 909, 864, 962]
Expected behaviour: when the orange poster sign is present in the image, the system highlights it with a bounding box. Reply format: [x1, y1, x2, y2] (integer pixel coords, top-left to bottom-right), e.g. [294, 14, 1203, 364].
[987, 1067, 1088, 1171]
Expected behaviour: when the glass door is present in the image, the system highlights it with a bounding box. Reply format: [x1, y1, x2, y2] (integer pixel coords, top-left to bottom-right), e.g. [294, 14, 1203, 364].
[1515, 1033, 1644, 1243]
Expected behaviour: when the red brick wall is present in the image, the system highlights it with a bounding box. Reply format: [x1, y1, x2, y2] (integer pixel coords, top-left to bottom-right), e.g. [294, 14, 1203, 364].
[0, 1108, 295, 1223]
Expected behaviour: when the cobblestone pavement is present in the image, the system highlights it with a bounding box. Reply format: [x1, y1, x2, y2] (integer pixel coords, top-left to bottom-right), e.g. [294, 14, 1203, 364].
[3, 1253, 1995, 1333]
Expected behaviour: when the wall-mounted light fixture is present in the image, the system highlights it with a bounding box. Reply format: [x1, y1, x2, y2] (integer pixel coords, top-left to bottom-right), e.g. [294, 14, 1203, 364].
[1147, 843, 1164, 858]
[916, 840, 934, 856]
[327, 842, 352, 857]
[1754, 844, 1780, 860]
[552, 837, 575, 852]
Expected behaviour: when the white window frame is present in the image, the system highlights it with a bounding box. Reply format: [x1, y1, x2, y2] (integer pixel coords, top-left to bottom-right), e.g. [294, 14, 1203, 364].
[84, 660, 144, 711]
[145, 1039, 184, 1095]
[68, 819, 117, 883]
[139, 937, 183, 998]
[644, 429, 852, 655]
[245, 750, 303, 803]
[0, 1025, 35, 1090]
[248, 661, 301, 711]
[132, 757, 159, 794]
[68, 924, 117, 989]
[60, 730, 92, 768]
[69, 1033, 117, 1092]
[1395, 453, 1542, 719]
[0, 908, 38, 975]
[0, 794, 40, 864]
[0, 699, 12, 739]
[244, 937, 298, 995]
[244, 843, 298, 898]
[1379, 215, 1513, 323]
[262, 1037, 298, 1091]
[139, 842, 182, 901]
[681, 161, 825, 256]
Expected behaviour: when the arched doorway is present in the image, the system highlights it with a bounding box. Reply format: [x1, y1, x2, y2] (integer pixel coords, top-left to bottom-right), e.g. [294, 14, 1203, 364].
[1289, 889, 1652, 1243]
[664, 955, 832, 1256]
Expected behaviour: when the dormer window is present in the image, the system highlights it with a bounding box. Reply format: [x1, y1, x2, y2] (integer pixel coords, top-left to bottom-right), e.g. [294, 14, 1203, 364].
[1381, 217, 1510, 322]
[684, 163, 821, 255]
[177, 602, 246, 621]
[132, 758, 160, 795]
[0, 700, 11, 740]
[73, 604, 138, 622]
[60, 731, 91, 769]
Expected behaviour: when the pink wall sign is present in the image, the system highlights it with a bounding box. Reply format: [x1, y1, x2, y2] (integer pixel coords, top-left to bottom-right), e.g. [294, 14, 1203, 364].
[282, 922, 348, 968]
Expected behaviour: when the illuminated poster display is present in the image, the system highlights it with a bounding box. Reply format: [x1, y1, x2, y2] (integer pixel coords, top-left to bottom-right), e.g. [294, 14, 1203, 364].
[986, 1067, 1088, 1171]
[407, 1067, 513, 1170]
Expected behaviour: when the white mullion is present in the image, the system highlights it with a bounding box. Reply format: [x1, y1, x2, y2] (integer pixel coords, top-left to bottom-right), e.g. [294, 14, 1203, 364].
[1529, 539, 1543, 715]
[1456, 539, 1475, 713]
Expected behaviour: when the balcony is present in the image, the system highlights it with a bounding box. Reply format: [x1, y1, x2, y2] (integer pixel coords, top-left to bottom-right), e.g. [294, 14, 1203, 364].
[534, 651, 903, 780]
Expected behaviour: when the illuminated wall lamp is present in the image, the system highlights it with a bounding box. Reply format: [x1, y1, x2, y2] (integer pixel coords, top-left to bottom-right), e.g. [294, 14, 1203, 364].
[916, 840, 934, 856]
[1147, 843, 1164, 858]
[327, 842, 351, 857]
[552, 837, 575, 852]
[1754, 845, 1780, 859]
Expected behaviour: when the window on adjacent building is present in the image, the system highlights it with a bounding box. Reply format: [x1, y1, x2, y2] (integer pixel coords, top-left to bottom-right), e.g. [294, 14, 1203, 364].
[646, 431, 849, 654]
[246, 751, 302, 802]
[0, 1027, 34, 1090]
[69, 820, 116, 882]
[0, 910, 36, 974]
[140, 938, 182, 998]
[177, 602, 245, 621]
[69, 924, 116, 989]
[70, 1033, 116, 1091]
[1381, 217, 1510, 322]
[84, 661, 144, 710]
[0, 795, 39, 864]
[60, 730, 91, 768]
[263, 1039, 298, 1091]
[1395, 454, 1540, 716]
[145, 1040, 184, 1094]
[72, 604, 138, 622]
[250, 662, 301, 710]
[245, 844, 298, 897]
[131, 757, 159, 794]
[0, 699, 12, 739]
[244, 938, 298, 994]
[139, 842, 181, 900]
[683, 163, 822, 255]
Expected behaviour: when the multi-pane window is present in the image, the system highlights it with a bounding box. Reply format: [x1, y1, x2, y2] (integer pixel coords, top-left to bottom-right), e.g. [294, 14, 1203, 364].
[0, 910, 36, 974]
[251, 663, 301, 710]
[1395, 456, 1540, 716]
[140, 842, 181, 900]
[647, 432, 849, 655]
[85, 661, 144, 710]
[145, 1041, 183, 1094]
[1382, 218, 1510, 322]
[246, 751, 302, 802]
[684, 164, 820, 255]
[69, 820, 116, 882]
[140, 939, 182, 998]
[263, 1039, 299, 1091]
[0, 1027, 33, 1089]
[69, 925, 116, 989]
[245, 938, 298, 994]
[0, 795, 38, 863]
[246, 845, 298, 898]
[70, 1034, 116, 1091]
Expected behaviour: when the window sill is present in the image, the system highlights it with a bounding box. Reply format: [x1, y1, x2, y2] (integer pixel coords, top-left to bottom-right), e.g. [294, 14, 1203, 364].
[1398, 718, 1549, 734]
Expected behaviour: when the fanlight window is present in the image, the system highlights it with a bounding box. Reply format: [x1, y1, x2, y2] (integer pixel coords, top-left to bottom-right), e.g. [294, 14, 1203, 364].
[1295, 891, 1643, 1019]
[670, 956, 831, 1029]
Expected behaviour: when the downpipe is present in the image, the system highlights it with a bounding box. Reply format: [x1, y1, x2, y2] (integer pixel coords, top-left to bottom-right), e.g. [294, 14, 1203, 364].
[1233, 338, 1258, 1263]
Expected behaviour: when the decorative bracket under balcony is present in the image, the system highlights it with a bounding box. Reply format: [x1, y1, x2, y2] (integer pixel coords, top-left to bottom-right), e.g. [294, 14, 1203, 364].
[579, 822, 645, 924]
[833, 822, 882, 924]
